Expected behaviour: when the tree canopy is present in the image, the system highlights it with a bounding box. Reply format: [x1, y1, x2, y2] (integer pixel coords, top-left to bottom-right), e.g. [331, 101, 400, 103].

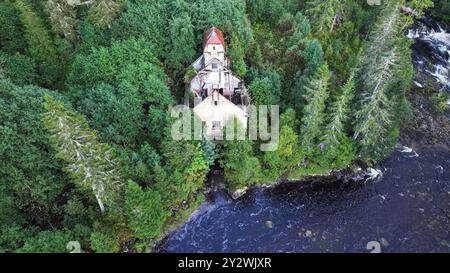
[0, 0, 431, 252]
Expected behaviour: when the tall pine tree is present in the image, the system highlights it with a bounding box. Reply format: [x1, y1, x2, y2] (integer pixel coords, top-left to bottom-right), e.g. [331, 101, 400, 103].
[14, 0, 60, 87]
[293, 39, 324, 115]
[299, 64, 331, 159]
[166, 12, 196, 72]
[43, 0, 78, 42]
[125, 181, 164, 240]
[353, 1, 403, 162]
[220, 119, 262, 190]
[261, 109, 302, 182]
[42, 95, 124, 213]
[320, 73, 355, 169]
[306, 0, 347, 33]
[88, 0, 123, 29]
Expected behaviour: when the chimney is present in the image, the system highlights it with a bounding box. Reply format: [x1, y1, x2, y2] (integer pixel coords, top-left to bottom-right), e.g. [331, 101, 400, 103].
[213, 90, 219, 106]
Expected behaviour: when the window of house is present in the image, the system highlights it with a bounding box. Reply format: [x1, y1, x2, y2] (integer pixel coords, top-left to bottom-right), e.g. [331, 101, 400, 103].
[213, 46, 216, 50]
[212, 121, 221, 131]
[212, 63, 218, 70]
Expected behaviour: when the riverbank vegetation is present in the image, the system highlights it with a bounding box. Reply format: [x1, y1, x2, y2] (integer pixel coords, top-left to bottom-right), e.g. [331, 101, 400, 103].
[0, 0, 444, 252]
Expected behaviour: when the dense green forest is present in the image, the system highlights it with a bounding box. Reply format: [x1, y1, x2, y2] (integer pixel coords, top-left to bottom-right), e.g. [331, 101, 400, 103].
[0, 0, 445, 252]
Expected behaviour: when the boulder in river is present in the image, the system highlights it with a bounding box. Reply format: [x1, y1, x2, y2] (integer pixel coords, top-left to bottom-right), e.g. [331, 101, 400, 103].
[230, 187, 248, 199]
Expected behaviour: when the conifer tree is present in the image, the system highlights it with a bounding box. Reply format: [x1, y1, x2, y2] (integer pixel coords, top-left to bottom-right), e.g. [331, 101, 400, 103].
[0, 1, 27, 54]
[109, 0, 169, 59]
[220, 119, 261, 190]
[302, 40, 324, 77]
[201, 137, 218, 166]
[0, 51, 36, 85]
[228, 33, 247, 78]
[248, 78, 272, 106]
[306, 0, 347, 33]
[43, 0, 78, 42]
[166, 13, 196, 72]
[158, 139, 208, 208]
[286, 12, 311, 51]
[320, 73, 355, 169]
[125, 181, 164, 239]
[299, 64, 331, 158]
[284, 13, 320, 108]
[261, 109, 302, 181]
[88, 0, 123, 29]
[14, 0, 58, 63]
[42, 95, 124, 213]
[353, 1, 403, 161]
[14, 0, 60, 86]
[293, 39, 324, 114]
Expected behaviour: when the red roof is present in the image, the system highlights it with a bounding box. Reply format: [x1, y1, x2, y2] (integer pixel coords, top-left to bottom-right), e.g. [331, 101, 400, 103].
[203, 27, 225, 49]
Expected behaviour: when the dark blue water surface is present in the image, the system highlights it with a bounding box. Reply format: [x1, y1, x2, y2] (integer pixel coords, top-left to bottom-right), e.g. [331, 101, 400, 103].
[160, 150, 450, 253]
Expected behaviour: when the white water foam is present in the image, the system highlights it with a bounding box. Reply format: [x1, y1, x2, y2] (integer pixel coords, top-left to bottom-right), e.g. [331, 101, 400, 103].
[409, 22, 450, 90]
[366, 168, 383, 180]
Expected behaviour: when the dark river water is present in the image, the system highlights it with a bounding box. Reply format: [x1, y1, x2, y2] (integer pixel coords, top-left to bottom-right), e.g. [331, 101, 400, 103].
[160, 150, 450, 253]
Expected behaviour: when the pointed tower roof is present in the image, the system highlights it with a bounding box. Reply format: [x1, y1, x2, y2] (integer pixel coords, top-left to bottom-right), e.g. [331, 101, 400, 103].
[203, 27, 225, 49]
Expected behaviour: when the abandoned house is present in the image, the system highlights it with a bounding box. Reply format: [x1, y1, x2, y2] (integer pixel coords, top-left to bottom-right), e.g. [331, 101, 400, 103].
[186, 27, 250, 137]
